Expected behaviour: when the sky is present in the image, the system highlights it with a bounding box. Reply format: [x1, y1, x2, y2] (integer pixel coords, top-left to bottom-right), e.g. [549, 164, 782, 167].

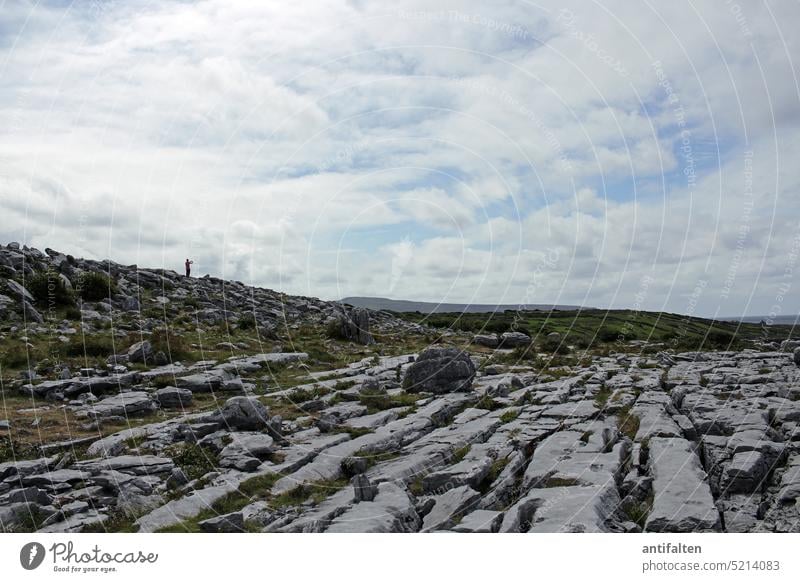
[1, 0, 799, 318]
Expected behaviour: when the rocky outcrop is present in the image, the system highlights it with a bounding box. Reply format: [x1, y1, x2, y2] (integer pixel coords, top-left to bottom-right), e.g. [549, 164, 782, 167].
[404, 347, 476, 394]
[207, 396, 270, 431]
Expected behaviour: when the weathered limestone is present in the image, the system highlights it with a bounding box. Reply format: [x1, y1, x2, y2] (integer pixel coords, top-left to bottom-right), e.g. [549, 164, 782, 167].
[404, 348, 476, 394]
[644, 437, 721, 532]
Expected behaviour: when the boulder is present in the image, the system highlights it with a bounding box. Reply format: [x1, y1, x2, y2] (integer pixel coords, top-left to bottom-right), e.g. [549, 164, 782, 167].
[218, 433, 275, 471]
[6, 279, 34, 302]
[127, 341, 153, 364]
[208, 396, 270, 431]
[155, 387, 193, 408]
[473, 334, 499, 348]
[499, 331, 531, 347]
[404, 348, 476, 394]
[333, 307, 374, 345]
[87, 392, 156, 419]
[22, 301, 44, 323]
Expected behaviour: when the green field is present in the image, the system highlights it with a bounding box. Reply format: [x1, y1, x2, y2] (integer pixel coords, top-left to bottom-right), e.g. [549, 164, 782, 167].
[396, 308, 796, 352]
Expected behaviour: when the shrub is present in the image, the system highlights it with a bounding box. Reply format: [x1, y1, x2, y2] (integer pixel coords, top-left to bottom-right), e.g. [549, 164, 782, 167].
[166, 443, 218, 481]
[324, 318, 346, 340]
[151, 327, 191, 361]
[238, 312, 257, 330]
[0, 344, 35, 368]
[617, 406, 640, 440]
[499, 409, 519, 424]
[63, 335, 116, 358]
[26, 271, 75, 307]
[597, 327, 619, 343]
[63, 306, 82, 320]
[77, 271, 117, 301]
[542, 337, 571, 355]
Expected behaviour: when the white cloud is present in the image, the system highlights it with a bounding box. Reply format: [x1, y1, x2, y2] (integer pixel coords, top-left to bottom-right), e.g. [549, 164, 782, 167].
[0, 0, 798, 316]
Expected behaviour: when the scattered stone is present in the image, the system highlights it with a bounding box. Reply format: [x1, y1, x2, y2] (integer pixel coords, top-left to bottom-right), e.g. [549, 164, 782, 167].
[127, 341, 153, 364]
[87, 392, 156, 419]
[499, 331, 531, 347]
[208, 396, 270, 431]
[155, 387, 193, 408]
[473, 334, 499, 348]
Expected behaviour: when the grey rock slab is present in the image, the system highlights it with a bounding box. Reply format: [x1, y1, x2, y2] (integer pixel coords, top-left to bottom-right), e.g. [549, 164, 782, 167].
[720, 451, 771, 494]
[451, 509, 503, 532]
[21, 469, 90, 487]
[85, 413, 206, 458]
[521, 431, 585, 489]
[155, 386, 193, 408]
[87, 392, 155, 419]
[38, 509, 109, 533]
[219, 433, 275, 471]
[325, 482, 420, 533]
[420, 485, 481, 531]
[633, 404, 682, 441]
[262, 430, 350, 474]
[279, 487, 355, 532]
[174, 370, 232, 392]
[539, 399, 599, 420]
[500, 481, 621, 533]
[7, 486, 53, 505]
[421, 447, 494, 493]
[344, 409, 402, 429]
[136, 477, 241, 532]
[777, 462, 800, 502]
[644, 437, 721, 532]
[0, 456, 57, 480]
[76, 455, 174, 476]
[367, 409, 501, 485]
[270, 398, 479, 493]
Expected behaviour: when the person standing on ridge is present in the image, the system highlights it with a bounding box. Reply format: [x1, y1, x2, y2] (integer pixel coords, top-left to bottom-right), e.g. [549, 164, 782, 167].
[185, 258, 194, 277]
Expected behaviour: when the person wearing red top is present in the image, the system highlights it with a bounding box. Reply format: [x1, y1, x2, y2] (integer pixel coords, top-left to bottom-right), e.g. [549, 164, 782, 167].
[185, 258, 194, 277]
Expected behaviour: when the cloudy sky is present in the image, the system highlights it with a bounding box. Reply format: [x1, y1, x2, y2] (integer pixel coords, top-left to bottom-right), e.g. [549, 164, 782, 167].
[1, 1, 799, 318]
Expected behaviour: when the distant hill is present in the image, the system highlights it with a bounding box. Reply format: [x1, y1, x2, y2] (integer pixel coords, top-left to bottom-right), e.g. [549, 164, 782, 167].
[339, 296, 584, 314]
[726, 315, 799, 325]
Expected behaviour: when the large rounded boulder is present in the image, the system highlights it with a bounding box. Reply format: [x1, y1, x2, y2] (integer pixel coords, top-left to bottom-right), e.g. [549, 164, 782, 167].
[403, 347, 476, 394]
[209, 396, 270, 431]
